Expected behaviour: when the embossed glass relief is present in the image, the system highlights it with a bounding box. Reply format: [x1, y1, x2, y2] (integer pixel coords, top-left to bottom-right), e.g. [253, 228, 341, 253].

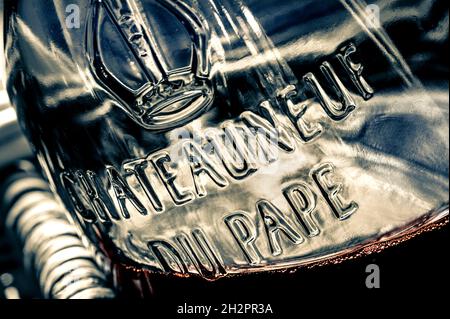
[3, 0, 448, 288]
[86, 0, 214, 130]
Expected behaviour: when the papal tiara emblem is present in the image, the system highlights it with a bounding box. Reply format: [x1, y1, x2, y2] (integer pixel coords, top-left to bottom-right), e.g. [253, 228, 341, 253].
[86, 0, 214, 130]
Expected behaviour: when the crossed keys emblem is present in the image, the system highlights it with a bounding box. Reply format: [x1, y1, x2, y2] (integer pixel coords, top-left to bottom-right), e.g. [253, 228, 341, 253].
[86, 0, 214, 130]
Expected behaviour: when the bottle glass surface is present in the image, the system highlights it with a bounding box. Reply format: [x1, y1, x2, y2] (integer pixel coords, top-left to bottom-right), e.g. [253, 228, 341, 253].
[4, 0, 449, 290]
